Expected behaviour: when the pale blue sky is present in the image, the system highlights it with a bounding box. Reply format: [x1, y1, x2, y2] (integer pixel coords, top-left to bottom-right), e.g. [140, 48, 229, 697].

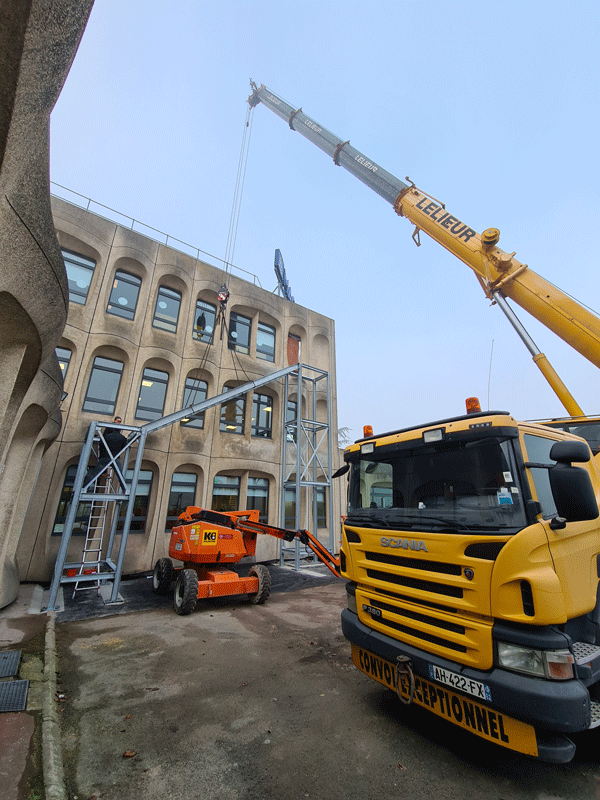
[50, 0, 600, 439]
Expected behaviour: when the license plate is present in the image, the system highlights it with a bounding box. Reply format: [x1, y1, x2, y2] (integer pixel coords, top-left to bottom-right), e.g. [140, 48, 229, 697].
[351, 645, 538, 757]
[428, 664, 491, 701]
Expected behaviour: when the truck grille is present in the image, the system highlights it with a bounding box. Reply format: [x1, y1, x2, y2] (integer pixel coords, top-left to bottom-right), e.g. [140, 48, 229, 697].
[366, 568, 464, 598]
[366, 550, 462, 575]
[369, 597, 467, 653]
[354, 538, 498, 667]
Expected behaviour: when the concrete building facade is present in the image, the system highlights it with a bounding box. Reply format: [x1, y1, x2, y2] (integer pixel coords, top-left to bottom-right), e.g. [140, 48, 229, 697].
[0, 0, 94, 608]
[17, 196, 341, 582]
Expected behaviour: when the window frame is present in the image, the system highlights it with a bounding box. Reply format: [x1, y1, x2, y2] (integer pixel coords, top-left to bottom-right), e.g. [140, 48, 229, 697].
[117, 469, 154, 534]
[284, 486, 297, 529]
[63, 248, 96, 305]
[228, 311, 252, 355]
[152, 285, 182, 333]
[256, 321, 276, 362]
[316, 485, 327, 528]
[165, 472, 198, 531]
[285, 399, 298, 443]
[82, 356, 123, 416]
[194, 299, 217, 344]
[247, 477, 269, 523]
[251, 392, 273, 438]
[212, 475, 241, 513]
[180, 377, 208, 429]
[52, 464, 91, 536]
[220, 384, 246, 435]
[135, 368, 169, 421]
[56, 347, 72, 378]
[106, 269, 142, 321]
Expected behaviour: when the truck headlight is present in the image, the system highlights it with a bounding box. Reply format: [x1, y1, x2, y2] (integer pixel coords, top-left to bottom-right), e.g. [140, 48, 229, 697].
[496, 643, 574, 680]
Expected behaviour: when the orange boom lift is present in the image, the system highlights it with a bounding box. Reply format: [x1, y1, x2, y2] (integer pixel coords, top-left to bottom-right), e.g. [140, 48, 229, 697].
[152, 507, 340, 615]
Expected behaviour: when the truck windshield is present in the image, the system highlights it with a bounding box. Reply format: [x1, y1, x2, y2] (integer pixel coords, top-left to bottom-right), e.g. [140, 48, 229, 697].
[347, 436, 528, 533]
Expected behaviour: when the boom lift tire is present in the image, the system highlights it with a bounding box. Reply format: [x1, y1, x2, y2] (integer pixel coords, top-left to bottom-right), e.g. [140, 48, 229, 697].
[174, 568, 199, 615]
[152, 558, 174, 595]
[248, 564, 271, 605]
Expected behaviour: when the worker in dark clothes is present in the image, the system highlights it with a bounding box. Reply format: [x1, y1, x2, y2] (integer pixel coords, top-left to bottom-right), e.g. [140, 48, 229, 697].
[84, 416, 128, 484]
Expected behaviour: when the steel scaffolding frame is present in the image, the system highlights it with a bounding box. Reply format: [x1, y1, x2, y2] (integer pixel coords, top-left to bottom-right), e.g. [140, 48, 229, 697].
[46, 363, 333, 611]
[279, 364, 333, 570]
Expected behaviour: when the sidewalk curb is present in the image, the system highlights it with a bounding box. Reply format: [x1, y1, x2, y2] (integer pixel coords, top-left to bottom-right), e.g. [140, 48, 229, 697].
[42, 612, 66, 800]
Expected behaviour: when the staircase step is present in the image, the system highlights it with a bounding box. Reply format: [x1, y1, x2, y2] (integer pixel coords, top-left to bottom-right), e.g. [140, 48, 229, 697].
[572, 642, 600, 666]
[590, 700, 600, 729]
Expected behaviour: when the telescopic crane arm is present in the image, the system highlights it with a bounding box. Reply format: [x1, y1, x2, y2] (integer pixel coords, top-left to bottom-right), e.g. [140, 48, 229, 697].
[248, 83, 600, 416]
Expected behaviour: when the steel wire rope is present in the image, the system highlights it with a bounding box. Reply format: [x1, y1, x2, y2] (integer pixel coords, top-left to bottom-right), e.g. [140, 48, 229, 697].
[199, 103, 257, 505]
[186, 105, 255, 421]
[223, 103, 254, 277]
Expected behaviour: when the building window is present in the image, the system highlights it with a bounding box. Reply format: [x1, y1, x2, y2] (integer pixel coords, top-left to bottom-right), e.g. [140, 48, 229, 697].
[63, 249, 96, 305]
[82, 357, 123, 416]
[117, 470, 153, 533]
[135, 368, 169, 421]
[106, 270, 141, 320]
[56, 347, 72, 378]
[247, 477, 269, 523]
[180, 377, 208, 428]
[286, 399, 298, 443]
[165, 472, 197, 531]
[257, 322, 275, 362]
[316, 486, 327, 528]
[153, 286, 181, 333]
[52, 465, 91, 536]
[212, 475, 240, 513]
[228, 311, 251, 354]
[194, 300, 216, 344]
[252, 393, 273, 438]
[285, 486, 297, 529]
[287, 333, 301, 365]
[220, 384, 245, 434]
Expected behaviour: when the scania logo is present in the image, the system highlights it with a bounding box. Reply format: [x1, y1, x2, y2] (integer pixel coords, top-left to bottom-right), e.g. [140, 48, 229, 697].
[380, 537, 428, 552]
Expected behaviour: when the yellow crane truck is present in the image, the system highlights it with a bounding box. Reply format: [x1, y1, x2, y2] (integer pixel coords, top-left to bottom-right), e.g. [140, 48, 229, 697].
[338, 406, 600, 762]
[249, 83, 600, 761]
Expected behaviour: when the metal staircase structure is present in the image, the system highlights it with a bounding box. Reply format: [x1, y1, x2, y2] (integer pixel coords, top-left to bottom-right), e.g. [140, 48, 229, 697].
[46, 363, 334, 611]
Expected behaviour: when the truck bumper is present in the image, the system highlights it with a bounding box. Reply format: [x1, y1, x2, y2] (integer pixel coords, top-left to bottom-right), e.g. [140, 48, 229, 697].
[341, 607, 590, 763]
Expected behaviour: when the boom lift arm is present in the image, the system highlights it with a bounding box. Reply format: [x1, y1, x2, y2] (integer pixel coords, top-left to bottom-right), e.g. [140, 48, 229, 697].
[177, 507, 341, 578]
[248, 83, 600, 415]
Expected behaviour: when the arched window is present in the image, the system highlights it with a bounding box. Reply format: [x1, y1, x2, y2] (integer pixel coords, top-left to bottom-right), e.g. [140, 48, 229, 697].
[180, 377, 208, 428]
[107, 270, 142, 320]
[194, 300, 216, 344]
[153, 286, 181, 333]
[63, 249, 95, 305]
[136, 368, 169, 420]
[82, 357, 123, 416]
[165, 472, 198, 531]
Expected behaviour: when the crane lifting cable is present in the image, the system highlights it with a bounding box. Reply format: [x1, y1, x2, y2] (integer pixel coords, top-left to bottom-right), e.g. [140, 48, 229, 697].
[188, 102, 254, 410]
[223, 100, 255, 282]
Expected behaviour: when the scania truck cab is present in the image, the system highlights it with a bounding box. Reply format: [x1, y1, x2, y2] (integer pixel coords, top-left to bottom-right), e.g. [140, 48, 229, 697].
[339, 409, 600, 762]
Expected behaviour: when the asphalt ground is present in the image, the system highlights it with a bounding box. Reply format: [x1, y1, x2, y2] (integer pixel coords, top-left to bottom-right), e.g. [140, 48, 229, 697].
[3, 565, 600, 800]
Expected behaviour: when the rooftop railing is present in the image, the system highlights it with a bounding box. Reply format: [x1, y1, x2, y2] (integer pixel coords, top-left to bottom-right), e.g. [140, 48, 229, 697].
[50, 182, 262, 288]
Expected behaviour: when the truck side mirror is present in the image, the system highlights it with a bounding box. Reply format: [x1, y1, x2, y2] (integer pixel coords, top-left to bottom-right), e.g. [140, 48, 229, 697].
[549, 451, 599, 523]
[549, 440, 591, 464]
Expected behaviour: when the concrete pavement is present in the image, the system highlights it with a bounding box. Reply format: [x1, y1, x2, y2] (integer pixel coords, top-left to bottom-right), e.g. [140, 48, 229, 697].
[3, 568, 600, 799]
[0, 564, 340, 800]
